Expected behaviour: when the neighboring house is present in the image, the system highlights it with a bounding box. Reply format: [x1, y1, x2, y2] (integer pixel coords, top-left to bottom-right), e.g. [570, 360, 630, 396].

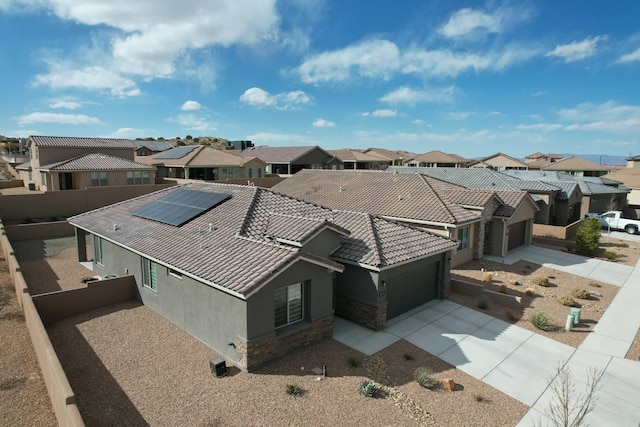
[272, 169, 536, 267]
[68, 182, 457, 370]
[524, 152, 564, 170]
[362, 148, 414, 166]
[133, 139, 173, 157]
[603, 168, 640, 207]
[387, 166, 579, 226]
[541, 155, 613, 177]
[626, 154, 640, 169]
[136, 145, 266, 181]
[241, 145, 342, 174]
[327, 149, 390, 170]
[0, 137, 29, 165]
[469, 152, 528, 171]
[17, 136, 142, 191]
[504, 170, 629, 217]
[403, 150, 471, 168]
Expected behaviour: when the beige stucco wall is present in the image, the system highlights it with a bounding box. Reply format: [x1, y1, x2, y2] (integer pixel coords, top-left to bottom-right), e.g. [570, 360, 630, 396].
[45, 170, 156, 191]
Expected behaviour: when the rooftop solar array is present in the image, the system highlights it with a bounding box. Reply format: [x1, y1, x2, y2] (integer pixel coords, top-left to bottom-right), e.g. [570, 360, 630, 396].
[153, 145, 198, 159]
[132, 189, 231, 226]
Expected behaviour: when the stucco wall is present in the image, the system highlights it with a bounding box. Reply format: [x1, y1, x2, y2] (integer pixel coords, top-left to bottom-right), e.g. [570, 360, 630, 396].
[301, 228, 342, 259]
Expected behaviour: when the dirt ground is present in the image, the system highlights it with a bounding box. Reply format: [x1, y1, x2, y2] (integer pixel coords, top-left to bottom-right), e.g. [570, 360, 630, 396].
[534, 236, 640, 267]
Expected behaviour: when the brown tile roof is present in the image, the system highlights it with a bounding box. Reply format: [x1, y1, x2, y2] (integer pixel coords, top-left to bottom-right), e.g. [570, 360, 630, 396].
[69, 182, 456, 298]
[40, 153, 154, 171]
[28, 135, 135, 149]
[327, 149, 391, 163]
[411, 150, 469, 164]
[272, 169, 481, 225]
[136, 146, 264, 168]
[241, 146, 332, 163]
[541, 156, 613, 172]
[362, 148, 414, 161]
[604, 168, 640, 189]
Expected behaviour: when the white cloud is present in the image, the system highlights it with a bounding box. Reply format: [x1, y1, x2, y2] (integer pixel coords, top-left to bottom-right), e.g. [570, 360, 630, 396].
[545, 36, 606, 63]
[181, 100, 204, 111]
[49, 99, 82, 109]
[107, 127, 147, 139]
[239, 87, 311, 110]
[23, 0, 280, 94]
[355, 129, 495, 145]
[379, 86, 454, 105]
[168, 113, 217, 133]
[616, 47, 640, 64]
[438, 8, 502, 38]
[17, 112, 103, 125]
[297, 39, 542, 84]
[371, 109, 397, 118]
[557, 101, 640, 134]
[411, 119, 425, 125]
[312, 118, 336, 128]
[448, 111, 473, 120]
[35, 65, 141, 97]
[516, 123, 563, 132]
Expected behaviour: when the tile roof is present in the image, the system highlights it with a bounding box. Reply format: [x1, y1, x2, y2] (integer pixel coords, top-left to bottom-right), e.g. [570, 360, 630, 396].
[39, 153, 154, 171]
[132, 140, 173, 152]
[135, 145, 264, 168]
[477, 152, 528, 167]
[328, 149, 391, 163]
[69, 182, 456, 298]
[541, 156, 613, 172]
[241, 145, 332, 163]
[28, 135, 135, 149]
[410, 150, 469, 164]
[604, 168, 640, 189]
[272, 169, 481, 225]
[363, 148, 415, 161]
[503, 170, 628, 196]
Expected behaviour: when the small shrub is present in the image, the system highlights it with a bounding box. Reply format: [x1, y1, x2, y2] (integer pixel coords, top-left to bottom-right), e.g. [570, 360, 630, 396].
[576, 218, 601, 256]
[360, 380, 378, 397]
[571, 288, 590, 299]
[525, 287, 536, 297]
[482, 271, 493, 282]
[404, 352, 414, 361]
[477, 295, 490, 310]
[498, 284, 508, 294]
[347, 356, 363, 368]
[506, 309, 521, 321]
[414, 367, 438, 389]
[530, 312, 553, 331]
[285, 384, 302, 396]
[531, 275, 549, 287]
[605, 251, 617, 260]
[558, 295, 577, 307]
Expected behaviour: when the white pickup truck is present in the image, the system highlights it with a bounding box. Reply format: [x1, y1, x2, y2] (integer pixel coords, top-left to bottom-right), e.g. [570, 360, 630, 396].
[586, 211, 640, 235]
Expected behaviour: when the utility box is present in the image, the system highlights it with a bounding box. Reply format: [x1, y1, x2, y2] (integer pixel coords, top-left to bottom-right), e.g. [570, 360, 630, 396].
[209, 358, 228, 378]
[570, 307, 581, 324]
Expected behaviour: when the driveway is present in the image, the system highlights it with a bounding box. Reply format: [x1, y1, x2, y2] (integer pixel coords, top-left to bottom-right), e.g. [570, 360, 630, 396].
[333, 245, 640, 426]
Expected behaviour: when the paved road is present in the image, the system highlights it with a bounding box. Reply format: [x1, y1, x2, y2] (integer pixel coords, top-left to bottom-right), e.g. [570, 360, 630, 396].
[601, 229, 640, 243]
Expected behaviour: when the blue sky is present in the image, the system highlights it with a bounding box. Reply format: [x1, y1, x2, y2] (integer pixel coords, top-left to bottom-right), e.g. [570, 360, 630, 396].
[1, 0, 639, 158]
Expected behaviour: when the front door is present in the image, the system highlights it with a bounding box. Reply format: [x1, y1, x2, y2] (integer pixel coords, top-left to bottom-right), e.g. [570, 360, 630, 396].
[59, 173, 73, 190]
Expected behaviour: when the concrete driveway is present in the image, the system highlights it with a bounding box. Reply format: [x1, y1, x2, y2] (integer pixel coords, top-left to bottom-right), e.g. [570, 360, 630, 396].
[334, 245, 640, 426]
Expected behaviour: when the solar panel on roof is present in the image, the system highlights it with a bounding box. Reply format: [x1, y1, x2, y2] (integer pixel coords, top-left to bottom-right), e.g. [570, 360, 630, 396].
[154, 145, 198, 159]
[132, 189, 231, 226]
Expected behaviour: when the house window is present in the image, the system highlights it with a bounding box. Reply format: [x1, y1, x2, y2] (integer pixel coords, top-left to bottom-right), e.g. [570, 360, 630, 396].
[458, 226, 470, 250]
[168, 268, 182, 279]
[127, 171, 150, 185]
[142, 258, 157, 291]
[40, 172, 46, 186]
[91, 171, 108, 186]
[274, 282, 304, 328]
[95, 237, 104, 266]
[28, 170, 32, 181]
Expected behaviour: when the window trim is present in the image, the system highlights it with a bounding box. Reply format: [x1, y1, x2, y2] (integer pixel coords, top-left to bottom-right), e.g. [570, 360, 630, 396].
[458, 226, 470, 250]
[274, 282, 304, 329]
[142, 258, 158, 291]
[95, 236, 104, 266]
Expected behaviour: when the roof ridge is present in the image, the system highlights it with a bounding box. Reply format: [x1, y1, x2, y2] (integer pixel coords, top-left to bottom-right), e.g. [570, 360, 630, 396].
[415, 174, 461, 223]
[236, 185, 262, 237]
[365, 213, 384, 267]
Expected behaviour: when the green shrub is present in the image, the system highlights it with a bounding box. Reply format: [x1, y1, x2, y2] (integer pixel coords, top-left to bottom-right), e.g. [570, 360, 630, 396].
[525, 287, 536, 297]
[414, 367, 438, 389]
[531, 275, 549, 287]
[558, 295, 577, 307]
[571, 288, 590, 299]
[477, 295, 490, 310]
[530, 312, 553, 331]
[498, 284, 508, 294]
[285, 384, 302, 396]
[360, 380, 378, 397]
[575, 218, 601, 256]
[347, 356, 363, 368]
[605, 251, 617, 260]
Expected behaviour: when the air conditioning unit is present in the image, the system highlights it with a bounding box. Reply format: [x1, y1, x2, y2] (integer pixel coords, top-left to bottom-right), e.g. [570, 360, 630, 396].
[27, 183, 35, 191]
[209, 358, 228, 378]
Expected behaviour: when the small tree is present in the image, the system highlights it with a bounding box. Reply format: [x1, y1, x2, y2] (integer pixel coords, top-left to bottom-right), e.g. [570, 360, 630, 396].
[575, 218, 601, 256]
[537, 365, 604, 427]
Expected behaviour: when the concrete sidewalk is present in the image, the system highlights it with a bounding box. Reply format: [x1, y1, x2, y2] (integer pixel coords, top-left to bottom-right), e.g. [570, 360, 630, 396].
[334, 245, 640, 426]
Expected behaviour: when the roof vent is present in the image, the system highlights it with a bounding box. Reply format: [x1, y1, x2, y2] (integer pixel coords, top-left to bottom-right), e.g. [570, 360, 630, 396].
[339, 186, 345, 192]
[111, 224, 119, 231]
[398, 195, 404, 200]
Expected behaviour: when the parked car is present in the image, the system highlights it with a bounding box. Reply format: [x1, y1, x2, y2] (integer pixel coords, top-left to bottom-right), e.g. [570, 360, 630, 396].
[585, 211, 640, 234]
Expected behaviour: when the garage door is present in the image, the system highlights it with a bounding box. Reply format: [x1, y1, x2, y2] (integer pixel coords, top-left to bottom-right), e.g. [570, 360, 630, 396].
[508, 220, 526, 251]
[385, 262, 439, 320]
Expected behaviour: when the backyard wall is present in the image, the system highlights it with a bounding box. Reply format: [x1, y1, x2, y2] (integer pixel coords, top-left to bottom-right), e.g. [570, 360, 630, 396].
[5, 221, 74, 240]
[0, 179, 23, 189]
[533, 219, 583, 241]
[451, 277, 522, 309]
[0, 220, 84, 426]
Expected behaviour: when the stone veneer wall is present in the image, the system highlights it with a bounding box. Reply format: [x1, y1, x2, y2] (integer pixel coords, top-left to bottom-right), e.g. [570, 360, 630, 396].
[236, 314, 333, 371]
[335, 294, 386, 330]
[474, 198, 501, 259]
